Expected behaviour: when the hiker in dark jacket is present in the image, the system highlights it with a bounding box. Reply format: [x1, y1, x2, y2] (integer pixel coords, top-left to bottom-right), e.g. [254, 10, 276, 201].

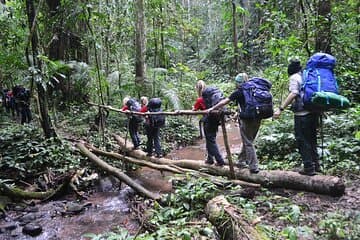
[14, 86, 31, 124]
[145, 98, 165, 158]
[273, 59, 320, 176]
[193, 81, 225, 167]
[208, 73, 261, 173]
[121, 96, 142, 150]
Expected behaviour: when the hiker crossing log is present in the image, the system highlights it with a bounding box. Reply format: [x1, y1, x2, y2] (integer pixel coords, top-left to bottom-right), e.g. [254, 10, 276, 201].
[113, 134, 345, 196]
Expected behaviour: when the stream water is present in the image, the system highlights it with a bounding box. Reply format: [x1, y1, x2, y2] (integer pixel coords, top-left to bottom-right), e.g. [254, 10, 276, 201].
[0, 122, 242, 239]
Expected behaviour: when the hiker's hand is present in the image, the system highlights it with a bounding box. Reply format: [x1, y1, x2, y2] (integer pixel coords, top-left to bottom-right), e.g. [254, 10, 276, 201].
[273, 108, 282, 119]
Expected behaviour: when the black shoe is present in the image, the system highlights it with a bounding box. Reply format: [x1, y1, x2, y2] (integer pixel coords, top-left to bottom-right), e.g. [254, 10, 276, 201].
[155, 154, 163, 158]
[299, 169, 316, 176]
[205, 159, 214, 165]
[146, 153, 153, 157]
[250, 169, 260, 174]
[215, 162, 225, 167]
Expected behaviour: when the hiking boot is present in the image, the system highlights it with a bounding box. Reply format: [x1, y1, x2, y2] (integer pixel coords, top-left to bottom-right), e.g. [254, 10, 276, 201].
[299, 169, 316, 176]
[236, 161, 248, 169]
[146, 152, 153, 157]
[205, 158, 214, 165]
[315, 162, 322, 173]
[215, 162, 225, 167]
[250, 169, 260, 174]
[155, 153, 163, 158]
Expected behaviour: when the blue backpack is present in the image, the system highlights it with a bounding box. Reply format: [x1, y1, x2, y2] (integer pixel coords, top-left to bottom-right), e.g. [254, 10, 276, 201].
[302, 53, 350, 111]
[126, 98, 143, 123]
[239, 77, 273, 119]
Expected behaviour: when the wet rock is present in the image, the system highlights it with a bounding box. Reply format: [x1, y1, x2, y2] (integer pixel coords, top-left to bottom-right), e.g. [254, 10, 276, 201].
[14, 205, 26, 211]
[118, 186, 135, 200]
[97, 176, 120, 192]
[18, 212, 39, 225]
[63, 202, 92, 215]
[26, 206, 39, 212]
[22, 223, 42, 237]
[0, 222, 17, 233]
[10, 227, 22, 237]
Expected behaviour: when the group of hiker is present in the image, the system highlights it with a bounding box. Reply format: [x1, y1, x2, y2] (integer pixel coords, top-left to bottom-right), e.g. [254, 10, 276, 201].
[1, 85, 32, 124]
[124, 53, 349, 177]
[121, 96, 166, 158]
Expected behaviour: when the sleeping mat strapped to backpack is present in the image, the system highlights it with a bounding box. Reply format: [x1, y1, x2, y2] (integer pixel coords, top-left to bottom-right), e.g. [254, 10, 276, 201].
[302, 53, 350, 111]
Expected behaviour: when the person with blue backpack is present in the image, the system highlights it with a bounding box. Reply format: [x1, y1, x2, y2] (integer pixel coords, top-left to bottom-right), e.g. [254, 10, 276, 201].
[274, 54, 350, 176]
[273, 58, 320, 176]
[208, 73, 273, 174]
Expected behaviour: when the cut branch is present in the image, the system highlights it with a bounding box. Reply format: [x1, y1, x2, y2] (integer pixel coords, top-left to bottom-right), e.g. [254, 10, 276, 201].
[205, 195, 265, 240]
[76, 142, 161, 200]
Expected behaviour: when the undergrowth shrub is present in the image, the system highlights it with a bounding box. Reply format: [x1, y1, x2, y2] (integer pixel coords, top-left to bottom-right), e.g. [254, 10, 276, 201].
[0, 124, 83, 179]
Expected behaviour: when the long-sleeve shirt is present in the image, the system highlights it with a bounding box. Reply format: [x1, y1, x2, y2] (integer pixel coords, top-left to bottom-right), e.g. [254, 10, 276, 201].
[193, 97, 206, 111]
[140, 106, 148, 112]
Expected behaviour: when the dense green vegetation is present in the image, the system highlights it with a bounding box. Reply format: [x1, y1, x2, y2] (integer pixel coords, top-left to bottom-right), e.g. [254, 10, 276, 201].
[0, 0, 359, 239]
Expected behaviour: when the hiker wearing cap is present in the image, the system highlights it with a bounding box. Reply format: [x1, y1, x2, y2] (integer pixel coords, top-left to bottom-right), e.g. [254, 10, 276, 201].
[273, 59, 320, 176]
[207, 73, 272, 174]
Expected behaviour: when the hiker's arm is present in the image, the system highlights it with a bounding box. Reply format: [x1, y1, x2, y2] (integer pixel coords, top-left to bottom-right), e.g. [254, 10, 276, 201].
[208, 98, 231, 112]
[273, 92, 297, 118]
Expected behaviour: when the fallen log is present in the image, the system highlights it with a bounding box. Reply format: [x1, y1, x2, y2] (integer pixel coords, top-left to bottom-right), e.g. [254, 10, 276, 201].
[76, 143, 161, 200]
[205, 195, 266, 240]
[113, 134, 345, 196]
[89, 145, 260, 189]
[87, 145, 184, 174]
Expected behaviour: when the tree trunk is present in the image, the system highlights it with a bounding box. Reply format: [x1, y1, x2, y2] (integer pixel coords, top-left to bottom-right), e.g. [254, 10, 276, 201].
[135, 0, 147, 95]
[26, 0, 57, 139]
[113, 134, 345, 196]
[76, 143, 161, 200]
[232, 0, 239, 74]
[315, 0, 332, 54]
[205, 195, 266, 240]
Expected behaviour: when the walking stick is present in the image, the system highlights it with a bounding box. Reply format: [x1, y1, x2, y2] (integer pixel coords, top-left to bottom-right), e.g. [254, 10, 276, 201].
[220, 113, 236, 179]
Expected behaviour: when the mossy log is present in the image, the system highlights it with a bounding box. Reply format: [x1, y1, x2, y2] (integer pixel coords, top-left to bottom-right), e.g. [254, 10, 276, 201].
[205, 195, 267, 240]
[113, 134, 345, 196]
[0, 174, 72, 200]
[76, 143, 161, 200]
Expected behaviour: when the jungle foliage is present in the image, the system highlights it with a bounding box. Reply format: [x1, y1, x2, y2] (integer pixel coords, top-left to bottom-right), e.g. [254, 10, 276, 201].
[0, 0, 359, 239]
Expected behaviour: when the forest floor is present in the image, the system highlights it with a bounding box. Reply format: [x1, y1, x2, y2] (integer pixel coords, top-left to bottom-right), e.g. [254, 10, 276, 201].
[0, 120, 359, 239]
